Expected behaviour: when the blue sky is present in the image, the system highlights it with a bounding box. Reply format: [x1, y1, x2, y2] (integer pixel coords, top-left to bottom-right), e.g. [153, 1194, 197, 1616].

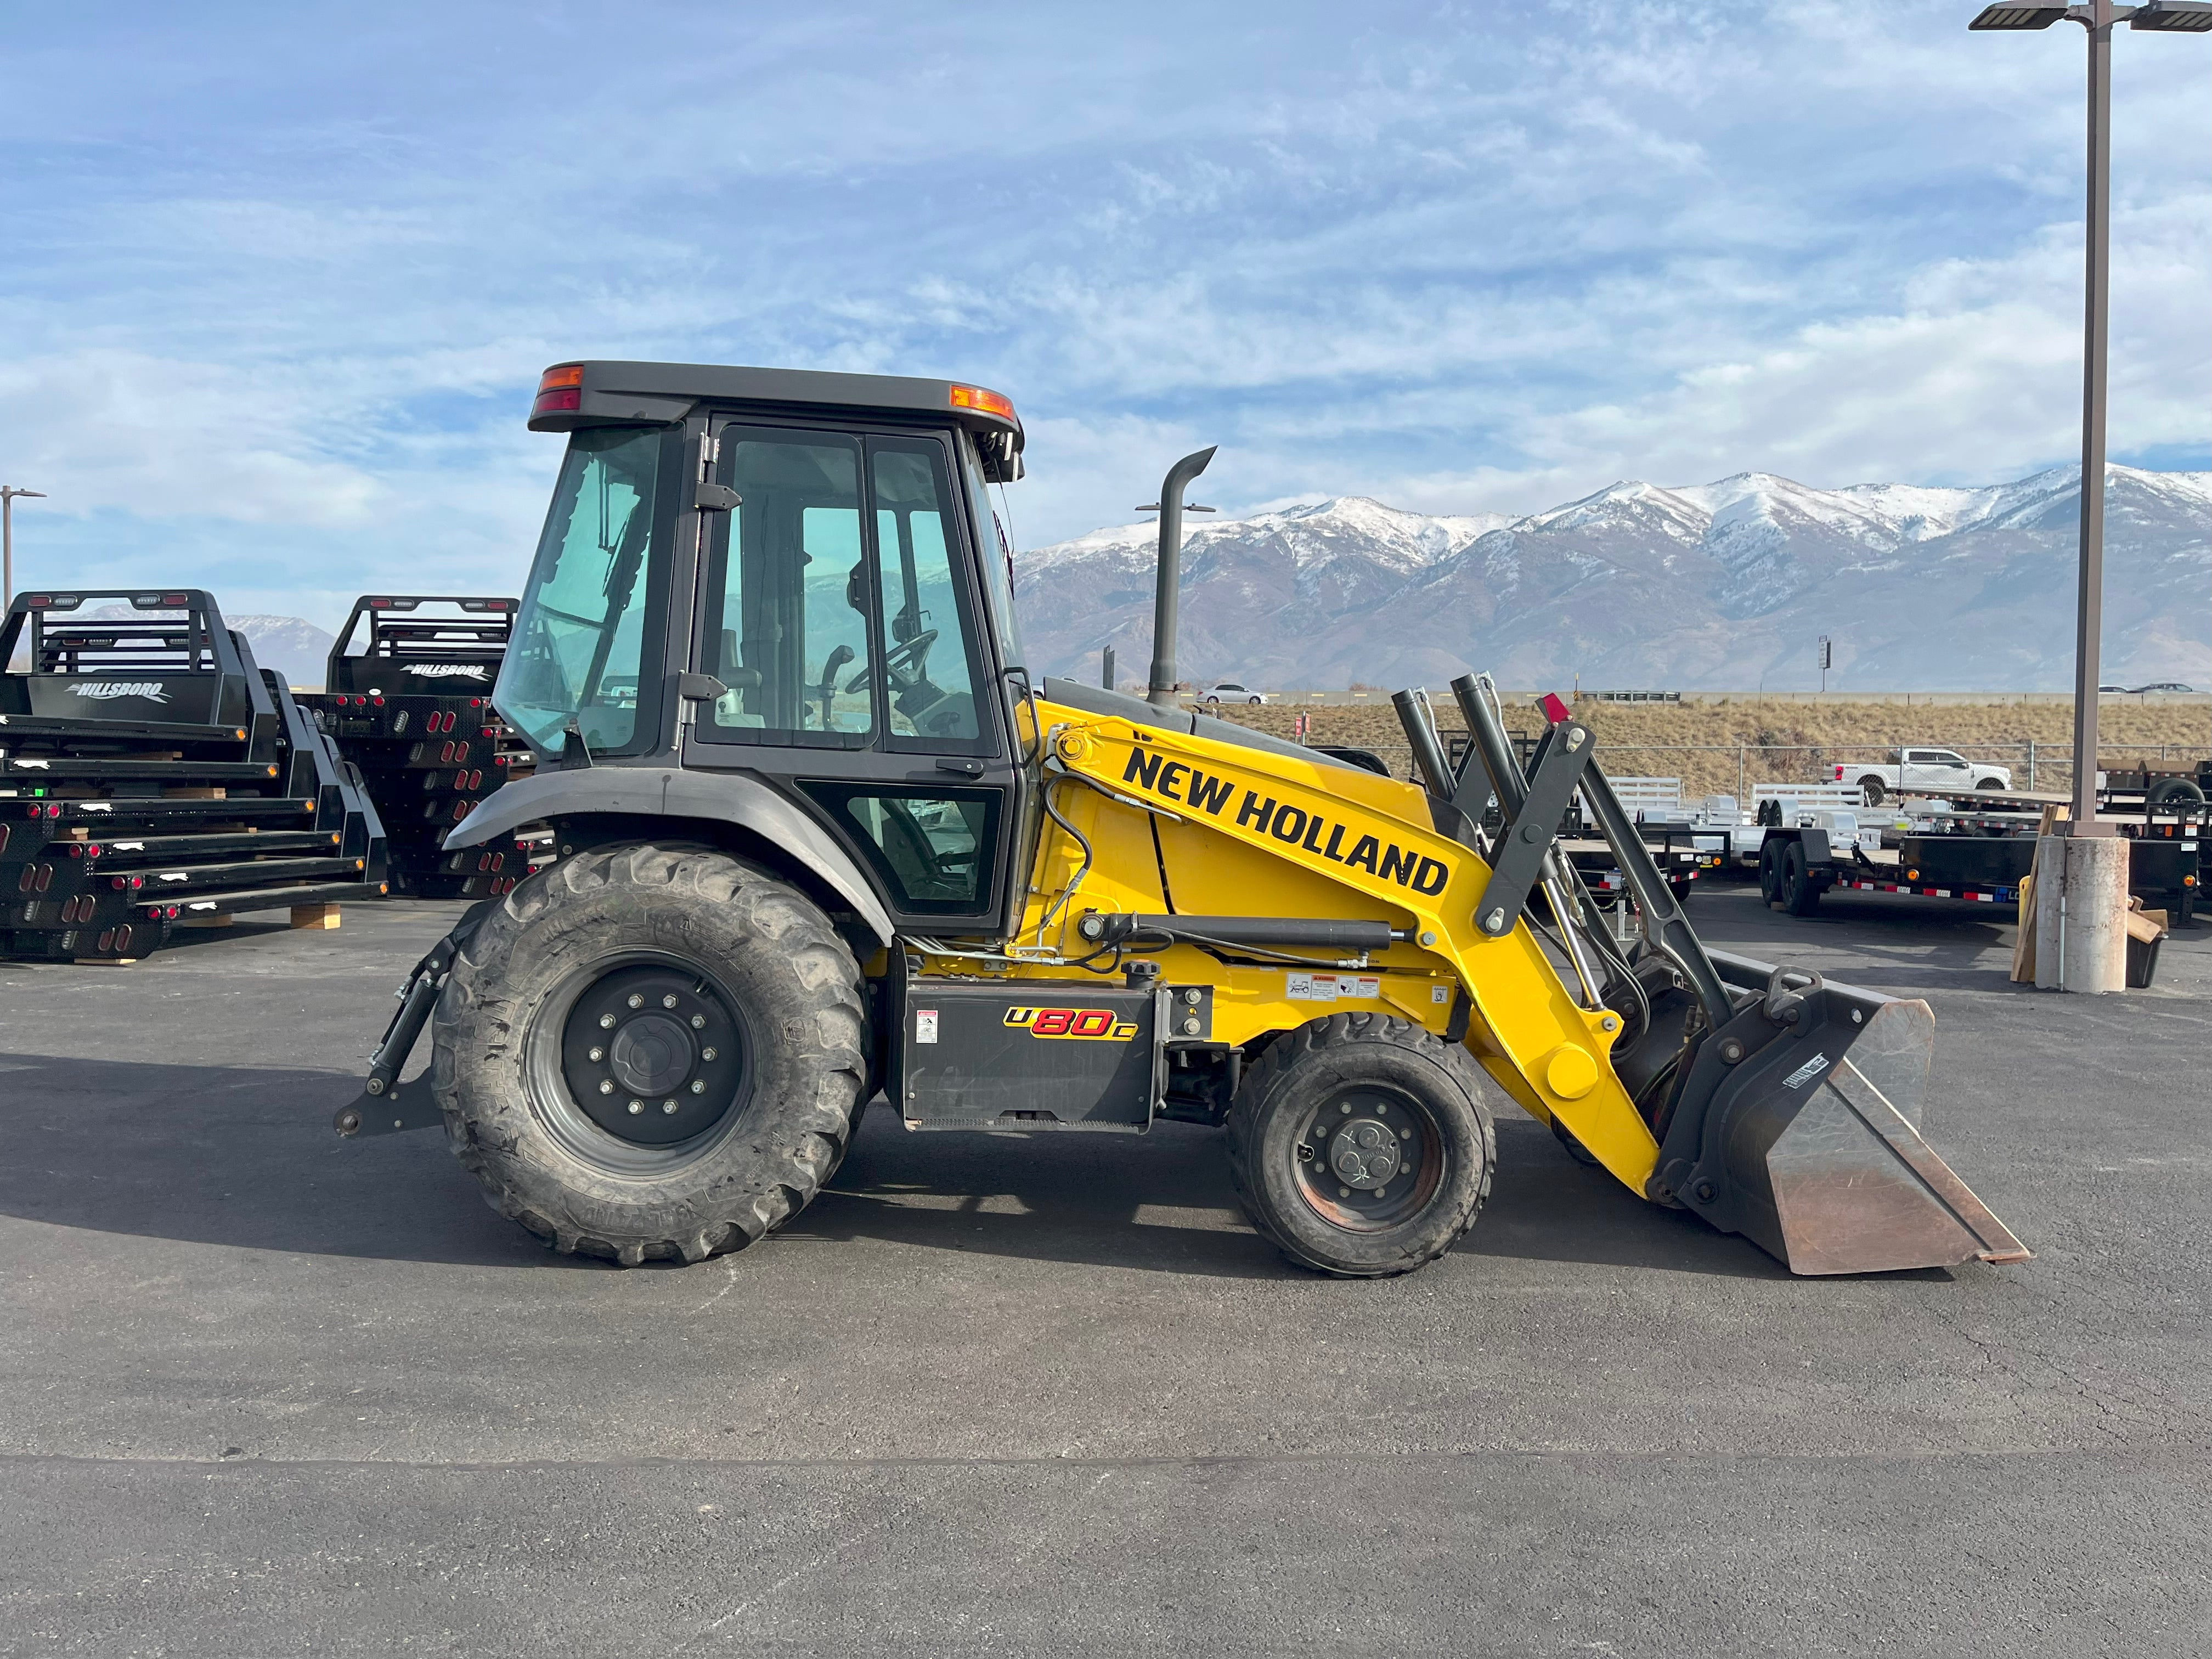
[1, 1, 2207, 627]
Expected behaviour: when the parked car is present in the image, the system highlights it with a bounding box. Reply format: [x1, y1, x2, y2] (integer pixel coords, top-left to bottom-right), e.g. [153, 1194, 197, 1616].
[1835, 749, 2013, 804]
[2130, 682, 2195, 694]
[1201, 682, 1267, 704]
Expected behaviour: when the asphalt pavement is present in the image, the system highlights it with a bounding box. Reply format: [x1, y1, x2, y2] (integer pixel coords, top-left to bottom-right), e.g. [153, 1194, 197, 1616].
[1, 884, 2207, 1656]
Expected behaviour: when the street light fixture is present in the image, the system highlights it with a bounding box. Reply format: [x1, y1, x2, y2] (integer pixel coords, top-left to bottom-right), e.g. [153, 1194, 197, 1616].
[1, 486, 47, 610]
[1970, 0, 2212, 833]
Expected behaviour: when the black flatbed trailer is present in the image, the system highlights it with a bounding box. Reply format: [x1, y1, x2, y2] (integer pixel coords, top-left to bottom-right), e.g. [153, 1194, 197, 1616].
[1, 589, 388, 960]
[296, 595, 539, 900]
[1752, 811, 2200, 921]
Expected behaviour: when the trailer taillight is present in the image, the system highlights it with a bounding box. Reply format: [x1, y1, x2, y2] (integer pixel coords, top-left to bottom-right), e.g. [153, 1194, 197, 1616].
[533, 364, 584, 416]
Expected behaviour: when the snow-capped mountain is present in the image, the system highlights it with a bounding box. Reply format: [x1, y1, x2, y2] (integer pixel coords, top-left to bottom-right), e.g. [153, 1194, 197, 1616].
[1015, 467, 2211, 691]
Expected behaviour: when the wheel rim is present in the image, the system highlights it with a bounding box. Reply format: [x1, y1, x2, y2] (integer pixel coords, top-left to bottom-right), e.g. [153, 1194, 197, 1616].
[524, 951, 754, 1175]
[1291, 1084, 1445, 1232]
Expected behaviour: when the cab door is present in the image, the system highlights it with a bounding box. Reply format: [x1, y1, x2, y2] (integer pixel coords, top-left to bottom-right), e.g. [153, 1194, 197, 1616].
[682, 420, 1025, 938]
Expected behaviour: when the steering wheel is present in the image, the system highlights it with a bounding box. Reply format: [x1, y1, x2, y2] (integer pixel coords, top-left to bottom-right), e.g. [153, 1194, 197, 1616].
[843, 628, 938, 694]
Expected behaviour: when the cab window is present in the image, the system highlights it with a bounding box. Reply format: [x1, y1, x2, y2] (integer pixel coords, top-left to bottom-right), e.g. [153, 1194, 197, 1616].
[870, 438, 988, 751]
[699, 431, 875, 747]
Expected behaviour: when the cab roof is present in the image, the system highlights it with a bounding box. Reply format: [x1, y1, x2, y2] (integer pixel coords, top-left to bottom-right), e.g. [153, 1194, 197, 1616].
[527, 360, 1024, 465]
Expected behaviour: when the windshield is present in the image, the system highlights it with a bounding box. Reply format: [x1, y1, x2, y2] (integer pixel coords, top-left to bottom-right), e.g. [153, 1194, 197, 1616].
[498, 426, 665, 755]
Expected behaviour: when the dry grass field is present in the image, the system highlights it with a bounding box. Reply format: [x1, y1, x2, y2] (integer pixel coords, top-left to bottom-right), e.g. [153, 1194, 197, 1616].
[1206, 697, 2211, 798]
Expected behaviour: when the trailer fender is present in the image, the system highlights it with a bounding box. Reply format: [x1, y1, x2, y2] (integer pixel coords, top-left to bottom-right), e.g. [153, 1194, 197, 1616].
[446, 768, 894, 946]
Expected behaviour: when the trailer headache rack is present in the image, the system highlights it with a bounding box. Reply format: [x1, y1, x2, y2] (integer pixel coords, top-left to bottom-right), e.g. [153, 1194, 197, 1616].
[295, 595, 544, 899]
[0, 590, 388, 962]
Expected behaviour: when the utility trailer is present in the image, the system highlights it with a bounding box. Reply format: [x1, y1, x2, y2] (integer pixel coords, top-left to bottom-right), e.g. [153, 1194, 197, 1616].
[1753, 805, 2201, 922]
[0, 589, 387, 961]
[297, 596, 540, 900]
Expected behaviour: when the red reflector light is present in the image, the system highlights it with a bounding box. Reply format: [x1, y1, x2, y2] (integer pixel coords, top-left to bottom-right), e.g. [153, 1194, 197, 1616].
[532, 388, 581, 415]
[369, 597, 393, 608]
[24, 594, 52, 608]
[948, 384, 1017, 421]
[372, 696, 385, 707]
[161, 592, 189, 606]
[1539, 692, 1573, 724]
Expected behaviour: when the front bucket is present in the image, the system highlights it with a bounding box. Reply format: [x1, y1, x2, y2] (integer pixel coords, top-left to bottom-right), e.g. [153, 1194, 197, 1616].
[1655, 955, 2030, 1276]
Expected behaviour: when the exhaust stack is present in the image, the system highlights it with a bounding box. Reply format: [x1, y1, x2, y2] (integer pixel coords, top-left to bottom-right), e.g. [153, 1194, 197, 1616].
[1144, 447, 1217, 708]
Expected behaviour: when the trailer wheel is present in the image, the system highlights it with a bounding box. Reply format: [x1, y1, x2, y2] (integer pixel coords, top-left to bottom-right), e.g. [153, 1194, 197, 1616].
[1225, 1012, 1494, 1278]
[2148, 778, 2205, 809]
[431, 843, 867, 1267]
[1857, 776, 1887, 806]
[1759, 840, 1784, 905]
[1780, 842, 1821, 917]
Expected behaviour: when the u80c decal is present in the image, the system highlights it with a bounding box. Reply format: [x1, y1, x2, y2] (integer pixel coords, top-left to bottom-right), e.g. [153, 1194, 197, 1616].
[1003, 1006, 1139, 1041]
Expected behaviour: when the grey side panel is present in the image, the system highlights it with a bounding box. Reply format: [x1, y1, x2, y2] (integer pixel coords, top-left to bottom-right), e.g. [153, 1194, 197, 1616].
[447, 767, 894, 945]
[1038, 676, 1357, 772]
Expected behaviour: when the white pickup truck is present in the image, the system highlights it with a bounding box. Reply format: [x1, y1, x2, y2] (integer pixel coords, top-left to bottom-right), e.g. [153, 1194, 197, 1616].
[1835, 748, 2012, 804]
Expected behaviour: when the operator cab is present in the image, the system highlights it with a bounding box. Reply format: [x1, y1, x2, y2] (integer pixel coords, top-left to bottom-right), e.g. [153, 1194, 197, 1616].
[496, 361, 1032, 938]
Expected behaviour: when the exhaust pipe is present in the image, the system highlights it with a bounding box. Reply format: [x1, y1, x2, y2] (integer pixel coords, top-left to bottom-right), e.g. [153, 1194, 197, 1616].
[1145, 447, 1217, 708]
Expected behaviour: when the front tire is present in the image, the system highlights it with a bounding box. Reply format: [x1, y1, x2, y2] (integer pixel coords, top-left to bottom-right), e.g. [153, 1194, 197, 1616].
[1226, 1013, 1494, 1277]
[432, 843, 867, 1266]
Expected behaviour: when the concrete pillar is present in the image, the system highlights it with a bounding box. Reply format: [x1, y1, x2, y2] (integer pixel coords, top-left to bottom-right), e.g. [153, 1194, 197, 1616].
[2034, 833, 2130, 993]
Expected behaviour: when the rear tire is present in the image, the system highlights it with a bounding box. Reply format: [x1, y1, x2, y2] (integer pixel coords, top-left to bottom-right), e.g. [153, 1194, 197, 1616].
[1758, 840, 1784, 905]
[1780, 842, 1820, 916]
[1225, 1013, 1495, 1278]
[432, 843, 867, 1266]
[1858, 776, 1887, 806]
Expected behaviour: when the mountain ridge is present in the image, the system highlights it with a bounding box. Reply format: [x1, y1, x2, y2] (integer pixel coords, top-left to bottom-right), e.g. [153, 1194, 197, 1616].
[1015, 465, 2211, 691]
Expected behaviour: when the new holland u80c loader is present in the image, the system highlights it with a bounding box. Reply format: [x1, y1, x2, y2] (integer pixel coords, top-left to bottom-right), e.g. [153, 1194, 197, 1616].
[339, 359, 2028, 1279]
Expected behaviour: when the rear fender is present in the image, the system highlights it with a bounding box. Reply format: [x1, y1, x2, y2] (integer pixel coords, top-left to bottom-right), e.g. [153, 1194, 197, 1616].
[448, 767, 894, 947]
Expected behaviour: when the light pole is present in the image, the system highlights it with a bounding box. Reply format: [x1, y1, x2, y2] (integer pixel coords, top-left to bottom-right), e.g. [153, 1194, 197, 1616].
[1970, 0, 2212, 832]
[1, 486, 46, 610]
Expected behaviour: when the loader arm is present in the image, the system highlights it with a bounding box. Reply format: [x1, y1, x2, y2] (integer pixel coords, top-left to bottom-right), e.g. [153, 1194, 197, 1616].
[988, 692, 2027, 1278]
[1005, 697, 1663, 1189]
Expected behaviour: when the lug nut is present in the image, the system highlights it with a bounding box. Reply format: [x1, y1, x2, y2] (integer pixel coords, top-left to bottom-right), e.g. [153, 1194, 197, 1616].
[599, 1013, 617, 1029]
[598, 1080, 614, 1096]
[691, 1015, 706, 1030]
[628, 1099, 644, 1114]
[662, 1100, 678, 1114]
[627, 993, 644, 1009]
[690, 1080, 706, 1094]
[588, 1046, 604, 1062]
[1375, 1186, 1388, 1200]
[1340, 1102, 1352, 1115]
[1339, 1186, 1352, 1199]
[701, 1047, 718, 1062]
[663, 995, 678, 1009]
